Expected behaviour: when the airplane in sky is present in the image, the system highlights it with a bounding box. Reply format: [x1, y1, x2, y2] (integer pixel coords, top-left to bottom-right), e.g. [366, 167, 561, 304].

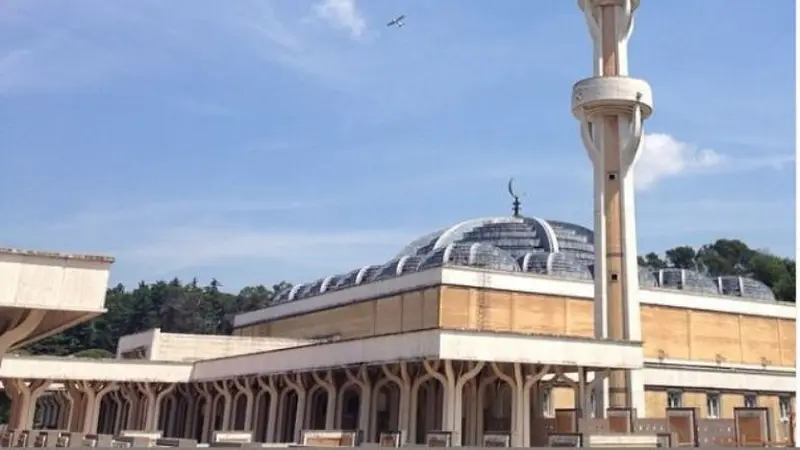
[387, 14, 406, 28]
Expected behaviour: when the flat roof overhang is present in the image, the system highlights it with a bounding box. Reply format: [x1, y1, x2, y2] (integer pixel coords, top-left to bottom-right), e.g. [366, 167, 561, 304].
[0, 355, 193, 382]
[8, 307, 104, 350]
[0, 248, 112, 349]
[191, 329, 644, 380]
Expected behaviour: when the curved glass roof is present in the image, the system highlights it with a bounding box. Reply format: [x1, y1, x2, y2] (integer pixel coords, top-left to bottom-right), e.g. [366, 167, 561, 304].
[274, 215, 778, 304]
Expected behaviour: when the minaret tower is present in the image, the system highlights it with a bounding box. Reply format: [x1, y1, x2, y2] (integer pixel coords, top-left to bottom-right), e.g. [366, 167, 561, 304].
[571, 0, 653, 414]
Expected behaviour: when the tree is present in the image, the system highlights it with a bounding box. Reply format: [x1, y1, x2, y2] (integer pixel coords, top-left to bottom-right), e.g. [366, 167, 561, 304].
[639, 239, 794, 303]
[24, 278, 291, 356]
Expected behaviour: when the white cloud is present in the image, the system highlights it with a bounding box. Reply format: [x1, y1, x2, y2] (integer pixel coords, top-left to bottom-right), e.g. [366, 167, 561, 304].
[312, 0, 366, 38]
[634, 133, 795, 191]
[635, 133, 724, 190]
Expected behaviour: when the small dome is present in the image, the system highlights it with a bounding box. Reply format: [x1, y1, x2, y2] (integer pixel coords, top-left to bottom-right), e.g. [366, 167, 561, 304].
[655, 268, 719, 295]
[717, 276, 776, 302]
[520, 251, 592, 280]
[418, 242, 520, 272]
[371, 256, 422, 281]
[295, 276, 336, 299]
[273, 283, 306, 304]
[332, 265, 383, 290]
[638, 267, 658, 287]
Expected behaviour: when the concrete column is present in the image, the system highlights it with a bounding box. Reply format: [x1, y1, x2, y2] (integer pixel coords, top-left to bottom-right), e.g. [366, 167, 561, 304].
[344, 366, 371, 441]
[451, 361, 484, 446]
[55, 391, 72, 430]
[310, 371, 337, 430]
[491, 363, 525, 447]
[521, 365, 551, 446]
[576, 368, 588, 416]
[137, 382, 176, 432]
[232, 377, 255, 431]
[199, 382, 216, 442]
[256, 376, 279, 443]
[476, 374, 498, 442]
[0, 310, 46, 357]
[409, 368, 434, 444]
[162, 393, 176, 436]
[283, 373, 307, 443]
[109, 390, 124, 434]
[178, 384, 197, 439]
[381, 363, 411, 443]
[121, 383, 142, 430]
[3, 378, 51, 429]
[212, 380, 233, 432]
[463, 379, 478, 445]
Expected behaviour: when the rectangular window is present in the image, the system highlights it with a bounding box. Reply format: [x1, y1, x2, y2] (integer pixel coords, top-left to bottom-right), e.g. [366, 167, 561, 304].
[667, 390, 683, 409]
[706, 393, 721, 419]
[589, 390, 597, 418]
[779, 396, 793, 422]
[542, 388, 553, 417]
[743, 394, 758, 409]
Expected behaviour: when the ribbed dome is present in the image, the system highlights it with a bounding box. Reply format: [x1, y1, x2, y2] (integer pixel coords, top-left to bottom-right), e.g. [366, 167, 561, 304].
[271, 215, 779, 305]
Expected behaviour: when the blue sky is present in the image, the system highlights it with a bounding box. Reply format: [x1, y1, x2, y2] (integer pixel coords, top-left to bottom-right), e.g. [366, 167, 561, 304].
[0, 0, 794, 289]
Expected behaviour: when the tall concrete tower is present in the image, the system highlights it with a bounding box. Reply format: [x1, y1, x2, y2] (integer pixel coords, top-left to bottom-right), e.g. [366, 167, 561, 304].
[571, 0, 653, 415]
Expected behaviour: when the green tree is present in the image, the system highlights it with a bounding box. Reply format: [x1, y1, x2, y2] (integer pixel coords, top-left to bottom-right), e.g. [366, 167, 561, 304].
[640, 239, 794, 303]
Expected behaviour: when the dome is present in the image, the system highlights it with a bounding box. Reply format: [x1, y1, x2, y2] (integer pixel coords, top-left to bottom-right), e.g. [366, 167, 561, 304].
[638, 267, 658, 287]
[332, 265, 382, 290]
[519, 251, 593, 280]
[417, 242, 520, 273]
[295, 276, 336, 299]
[371, 256, 423, 282]
[655, 268, 719, 295]
[268, 215, 778, 304]
[717, 276, 776, 302]
[396, 216, 593, 262]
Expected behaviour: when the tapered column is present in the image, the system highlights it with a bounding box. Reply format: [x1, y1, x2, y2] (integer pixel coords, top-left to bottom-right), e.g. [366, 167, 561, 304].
[381, 363, 412, 443]
[232, 378, 255, 431]
[344, 366, 372, 441]
[573, 0, 652, 414]
[256, 376, 279, 443]
[311, 371, 337, 430]
[3, 378, 52, 429]
[521, 365, 551, 446]
[137, 382, 176, 432]
[283, 374, 307, 443]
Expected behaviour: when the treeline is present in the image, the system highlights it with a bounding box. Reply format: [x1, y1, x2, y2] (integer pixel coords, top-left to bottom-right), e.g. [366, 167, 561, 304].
[24, 279, 290, 356]
[637, 239, 794, 303]
[22, 239, 793, 357]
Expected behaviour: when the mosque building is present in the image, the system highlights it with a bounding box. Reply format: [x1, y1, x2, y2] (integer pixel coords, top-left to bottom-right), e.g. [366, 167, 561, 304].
[0, 0, 794, 446]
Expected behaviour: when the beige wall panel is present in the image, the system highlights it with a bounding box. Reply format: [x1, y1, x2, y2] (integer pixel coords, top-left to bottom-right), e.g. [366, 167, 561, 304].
[401, 292, 424, 332]
[440, 287, 470, 328]
[565, 299, 594, 337]
[641, 306, 690, 359]
[421, 288, 440, 328]
[552, 386, 575, 410]
[721, 393, 743, 419]
[375, 296, 403, 335]
[645, 390, 667, 418]
[740, 316, 782, 365]
[778, 319, 796, 366]
[483, 291, 512, 331]
[683, 392, 706, 416]
[511, 293, 567, 335]
[688, 311, 741, 363]
[269, 301, 375, 339]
